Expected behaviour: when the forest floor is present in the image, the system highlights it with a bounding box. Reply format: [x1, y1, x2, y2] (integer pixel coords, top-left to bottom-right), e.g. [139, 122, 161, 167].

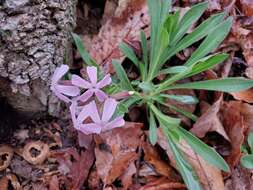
[0, 0, 253, 189]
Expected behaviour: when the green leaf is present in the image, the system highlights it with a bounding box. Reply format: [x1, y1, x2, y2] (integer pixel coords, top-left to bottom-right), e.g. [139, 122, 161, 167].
[149, 103, 181, 125]
[164, 11, 180, 43]
[176, 127, 230, 172]
[147, 0, 171, 81]
[248, 133, 253, 153]
[115, 96, 141, 116]
[140, 30, 149, 79]
[160, 94, 199, 104]
[159, 66, 189, 75]
[165, 130, 202, 190]
[171, 2, 208, 44]
[119, 42, 140, 68]
[138, 82, 154, 93]
[71, 33, 98, 67]
[166, 78, 253, 93]
[149, 110, 157, 145]
[159, 12, 226, 71]
[186, 53, 229, 77]
[240, 154, 253, 169]
[185, 17, 233, 66]
[112, 60, 134, 91]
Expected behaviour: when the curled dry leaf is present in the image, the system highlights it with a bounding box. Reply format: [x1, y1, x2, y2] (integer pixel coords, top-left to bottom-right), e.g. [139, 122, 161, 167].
[225, 165, 253, 190]
[142, 142, 179, 179]
[157, 129, 225, 190]
[191, 97, 230, 141]
[240, 0, 253, 16]
[94, 122, 143, 185]
[51, 148, 95, 190]
[83, 0, 149, 71]
[119, 162, 136, 190]
[230, 89, 253, 103]
[0, 174, 21, 190]
[49, 175, 60, 190]
[138, 177, 186, 190]
[22, 141, 49, 165]
[0, 145, 13, 171]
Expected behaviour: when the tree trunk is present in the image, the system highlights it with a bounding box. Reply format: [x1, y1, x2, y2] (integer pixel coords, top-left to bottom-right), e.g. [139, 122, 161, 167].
[0, 0, 77, 116]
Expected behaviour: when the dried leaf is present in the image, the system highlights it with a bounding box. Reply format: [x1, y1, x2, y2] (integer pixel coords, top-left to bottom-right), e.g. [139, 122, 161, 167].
[240, 0, 253, 16]
[0, 145, 13, 171]
[94, 122, 143, 185]
[49, 175, 60, 190]
[83, 0, 149, 71]
[119, 162, 136, 190]
[157, 129, 225, 190]
[139, 177, 186, 190]
[191, 97, 230, 141]
[231, 89, 253, 103]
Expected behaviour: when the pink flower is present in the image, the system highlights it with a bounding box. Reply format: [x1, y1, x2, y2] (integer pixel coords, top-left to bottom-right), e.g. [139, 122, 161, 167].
[51, 65, 80, 103]
[71, 98, 125, 135]
[72, 66, 111, 102]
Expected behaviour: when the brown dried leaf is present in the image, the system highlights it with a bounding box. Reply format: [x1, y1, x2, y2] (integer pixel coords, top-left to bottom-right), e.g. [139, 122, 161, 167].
[191, 97, 230, 141]
[240, 0, 253, 16]
[231, 89, 253, 103]
[49, 175, 60, 190]
[157, 129, 225, 190]
[119, 162, 136, 190]
[225, 165, 253, 190]
[142, 142, 178, 179]
[51, 148, 95, 190]
[83, 0, 149, 71]
[94, 122, 143, 185]
[138, 177, 186, 190]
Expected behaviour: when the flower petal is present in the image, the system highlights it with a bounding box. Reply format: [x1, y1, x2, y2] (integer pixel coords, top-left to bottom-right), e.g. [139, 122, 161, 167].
[52, 65, 69, 84]
[70, 101, 78, 129]
[52, 88, 71, 103]
[87, 66, 97, 85]
[72, 75, 92, 88]
[77, 101, 100, 124]
[79, 123, 102, 135]
[95, 90, 108, 102]
[103, 116, 125, 132]
[77, 89, 93, 102]
[96, 74, 111, 88]
[102, 98, 118, 122]
[56, 84, 80, 96]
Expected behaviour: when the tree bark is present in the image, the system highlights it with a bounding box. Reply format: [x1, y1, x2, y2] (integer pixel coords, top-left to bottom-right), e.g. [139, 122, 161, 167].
[0, 0, 77, 116]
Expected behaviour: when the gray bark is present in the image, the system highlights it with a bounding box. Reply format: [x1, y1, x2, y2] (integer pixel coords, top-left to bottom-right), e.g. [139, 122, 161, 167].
[0, 0, 77, 116]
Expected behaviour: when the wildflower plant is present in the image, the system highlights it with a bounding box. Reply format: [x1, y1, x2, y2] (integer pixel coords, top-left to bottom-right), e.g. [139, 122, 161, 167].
[51, 0, 253, 189]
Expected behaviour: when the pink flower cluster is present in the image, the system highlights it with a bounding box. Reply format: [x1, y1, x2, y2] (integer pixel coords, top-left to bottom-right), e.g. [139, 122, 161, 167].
[51, 65, 125, 135]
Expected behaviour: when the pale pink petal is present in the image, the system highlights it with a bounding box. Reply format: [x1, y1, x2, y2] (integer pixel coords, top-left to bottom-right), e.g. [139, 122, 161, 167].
[79, 123, 102, 135]
[101, 98, 118, 122]
[77, 101, 100, 124]
[77, 89, 93, 102]
[87, 66, 97, 85]
[95, 90, 108, 102]
[87, 101, 101, 123]
[52, 65, 69, 84]
[103, 116, 125, 132]
[96, 74, 111, 88]
[70, 101, 78, 129]
[71, 75, 92, 89]
[56, 85, 80, 96]
[52, 89, 71, 103]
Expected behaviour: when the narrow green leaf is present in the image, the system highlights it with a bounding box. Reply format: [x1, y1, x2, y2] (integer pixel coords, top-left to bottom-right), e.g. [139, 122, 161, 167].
[165, 78, 253, 93]
[112, 60, 134, 91]
[160, 94, 199, 104]
[71, 33, 98, 67]
[159, 66, 189, 75]
[248, 133, 253, 153]
[171, 2, 208, 44]
[185, 17, 233, 66]
[177, 127, 230, 172]
[115, 96, 141, 116]
[240, 154, 253, 169]
[165, 131, 202, 190]
[149, 110, 157, 145]
[140, 30, 149, 79]
[159, 12, 226, 70]
[149, 103, 181, 125]
[119, 42, 140, 68]
[186, 53, 229, 77]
